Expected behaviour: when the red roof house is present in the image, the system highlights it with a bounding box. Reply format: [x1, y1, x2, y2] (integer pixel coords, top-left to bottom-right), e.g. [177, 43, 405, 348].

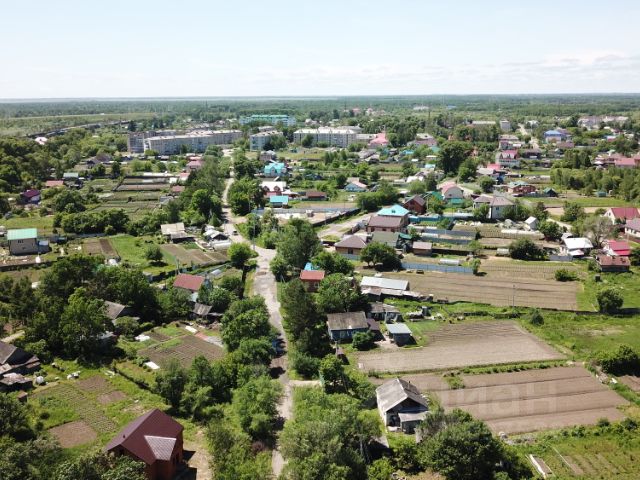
[105, 409, 184, 480]
[597, 254, 630, 272]
[605, 207, 640, 224]
[44, 180, 64, 188]
[403, 195, 426, 214]
[173, 273, 205, 293]
[603, 239, 632, 256]
[369, 132, 389, 147]
[300, 269, 325, 292]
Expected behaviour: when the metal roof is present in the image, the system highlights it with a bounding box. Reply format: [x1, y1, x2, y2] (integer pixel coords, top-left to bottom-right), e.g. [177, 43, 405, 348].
[386, 323, 412, 335]
[361, 276, 408, 291]
[7, 228, 37, 241]
[375, 378, 427, 414]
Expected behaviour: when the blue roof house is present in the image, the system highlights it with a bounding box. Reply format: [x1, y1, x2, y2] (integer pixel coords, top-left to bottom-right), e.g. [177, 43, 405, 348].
[378, 204, 410, 217]
[269, 195, 289, 207]
[264, 162, 287, 178]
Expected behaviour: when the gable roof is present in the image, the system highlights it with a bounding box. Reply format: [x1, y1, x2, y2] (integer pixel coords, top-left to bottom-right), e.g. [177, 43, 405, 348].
[21, 189, 40, 198]
[105, 409, 183, 465]
[0, 341, 39, 374]
[605, 239, 631, 255]
[404, 195, 426, 206]
[361, 276, 408, 291]
[346, 180, 367, 189]
[160, 222, 186, 236]
[173, 273, 205, 292]
[300, 269, 325, 281]
[326, 311, 368, 331]
[608, 207, 640, 220]
[367, 215, 404, 228]
[376, 378, 427, 414]
[104, 301, 128, 320]
[372, 231, 400, 246]
[378, 205, 409, 217]
[387, 323, 412, 335]
[597, 254, 630, 267]
[335, 235, 367, 249]
[490, 196, 513, 207]
[626, 218, 640, 231]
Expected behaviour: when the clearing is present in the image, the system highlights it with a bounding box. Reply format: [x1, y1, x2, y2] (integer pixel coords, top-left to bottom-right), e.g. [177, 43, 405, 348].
[139, 334, 225, 368]
[355, 321, 563, 373]
[161, 243, 227, 267]
[49, 420, 98, 448]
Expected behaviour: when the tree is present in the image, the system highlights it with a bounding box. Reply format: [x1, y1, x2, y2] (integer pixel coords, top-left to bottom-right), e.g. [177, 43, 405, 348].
[597, 287, 624, 314]
[538, 220, 563, 241]
[144, 244, 163, 264]
[54, 451, 146, 480]
[155, 358, 187, 411]
[508, 238, 544, 260]
[221, 298, 272, 350]
[472, 203, 489, 221]
[199, 286, 234, 312]
[301, 134, 314, 147]
[631, 247, 640, 267]
[0, 394, 33, 440]
[597, 344, 640, 375]
[276, 218, 321, 270]
[0, 436, 61, 480]
[478, 176, 494, 193]
[457, 158, 476, 182]
[158, 287, 192, 322]
[232, 376, 282, 440]
[367, 458, 395, 480]
[352, 331, 375, 350]
[360, 242, 401, 270]
[561, 202, 586, 222]
[59, 288, 108, 358]
[582, 215, 613, 248]
[319, 354, 346, 391]
[311, 250, 354, 275]
[502, 201, 530, 221]
[228, 242, 254, 282]
[438, 141, 470, 174]
[316, 274, 368, 314]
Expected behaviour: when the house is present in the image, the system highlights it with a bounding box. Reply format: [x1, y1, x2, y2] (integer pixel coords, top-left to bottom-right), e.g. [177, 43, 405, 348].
[104, 301, 136, 325]
[563, 237, 593, 257]
[300, 269, 325, 292]
[624, 218, 640, 238]
[614, 158, 637, 169]
[544, 129, 568, 143]
[508, 181, 536, 196]
[603, 239, 631, 257]
[371, 231, 401, 249]
[345, 180, 368, 192]
[375, 378, 428, 434]
[543, 187, 558, 197]
[326, 311, 369, 342]
[439, 182, 464, 200]
[403, 195, 426, 214]
[369, 303, 403, 323]
[0, 341, 40, 378]
[44, 180, 65, 188]
[160, 222, 192, 243]
[63, 171, 81, 186]
[263, 162, 287, 178]
[7, 228, 39, 255]
[378, 204, 410, 218]
[604, 207, 640, 224]
[303, 190, 327, 201]
[173, 273, 205, 293]
[488, 196, 514, 220]
[366, 215, 406, 233]
[105, 409, 184, 480]
[495, 150, 520, 168]
[386, 323, 414, 347]
[0, 372, 33, 392]
[269, 195, 289, 208]
[261, 181, 287, 195]
[597, 254, 631, 273]
[20, 189, 41, 204]
[369, 131, 389, 148]
[192, 303, 216, 322]
[412, 241, 433, 256]
[472, 195, 492, 209]
[335, 235, 367, 256]
[186, 159, 203, 171]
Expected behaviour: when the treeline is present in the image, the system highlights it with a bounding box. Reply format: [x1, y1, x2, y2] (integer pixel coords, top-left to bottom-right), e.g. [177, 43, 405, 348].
[551, 166, 640, 201]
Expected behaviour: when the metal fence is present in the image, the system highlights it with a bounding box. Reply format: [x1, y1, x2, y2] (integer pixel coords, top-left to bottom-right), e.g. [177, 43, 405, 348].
[401, 262, 473, 274]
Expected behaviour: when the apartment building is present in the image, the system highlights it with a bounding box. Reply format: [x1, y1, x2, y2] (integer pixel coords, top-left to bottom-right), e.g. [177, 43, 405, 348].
[239, 114, 296, 126]
[250, 130, 284, 151]
[127, 132, 146, 153]
[293, 126, 362, 148]
[143, 130, 242, 155]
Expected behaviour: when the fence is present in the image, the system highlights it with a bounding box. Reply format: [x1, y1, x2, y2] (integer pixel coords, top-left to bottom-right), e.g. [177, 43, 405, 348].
[415, 228, 475, 238]
[401, 261, 472, 274]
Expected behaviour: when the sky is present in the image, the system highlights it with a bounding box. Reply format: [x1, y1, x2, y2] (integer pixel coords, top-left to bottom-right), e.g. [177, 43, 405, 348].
[2, 0, 640, 98]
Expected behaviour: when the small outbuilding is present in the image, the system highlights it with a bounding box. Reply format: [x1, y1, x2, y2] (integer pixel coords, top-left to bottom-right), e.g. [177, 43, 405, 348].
[412, 241, 433, 256]
[386, 322, 413, 346]
[299, 269, 325, 292]
[376, 378, 428, 433]
[597, 254, 630, 273]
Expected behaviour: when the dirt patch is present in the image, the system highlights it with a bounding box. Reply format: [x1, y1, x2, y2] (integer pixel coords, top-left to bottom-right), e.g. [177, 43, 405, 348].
[385, 271, 579, 310]
[161, 244, 227, 267]
[429, 367, 628, 434]
[76, 375, 111, 394]
[619, 375, 640, 392]
[356, 322, 563, 373]
[97, 390, 127, 405]
[50, 420, 97, 448]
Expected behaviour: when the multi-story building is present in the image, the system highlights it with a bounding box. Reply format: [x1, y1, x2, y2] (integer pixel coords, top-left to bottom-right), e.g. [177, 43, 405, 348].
[127, 132, 146, 153]
[250, 130, 284, 151]
[293, 126, 362, 148]
[143, 130, 242, 155]
[239, 114, 296, 126]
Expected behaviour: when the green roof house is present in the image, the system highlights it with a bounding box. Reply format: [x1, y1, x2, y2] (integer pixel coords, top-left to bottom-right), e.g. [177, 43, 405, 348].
[7, 228, 39, 255]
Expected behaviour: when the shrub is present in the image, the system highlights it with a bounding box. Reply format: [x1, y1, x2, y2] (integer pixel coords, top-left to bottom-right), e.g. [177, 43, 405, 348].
[597, 344, 640, 375]
[352, 331, 375, 351]
[508, 238, 545, 260]
[529, 310, 544, 326]
[289, 350, 320, 379]
[554, 268, 577, 281]
[597, 287, 624, 314]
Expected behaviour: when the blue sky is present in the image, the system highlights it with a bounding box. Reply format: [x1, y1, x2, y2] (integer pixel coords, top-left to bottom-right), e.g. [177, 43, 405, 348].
[2, 0, 640, 98]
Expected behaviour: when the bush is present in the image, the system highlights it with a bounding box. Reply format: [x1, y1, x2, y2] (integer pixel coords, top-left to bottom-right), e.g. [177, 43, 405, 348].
[597, 287, 624, 314]
[597, 344, 640, 375]
[508, 238, 545, 260]
[529, 309, 544, 326]
[290, 350, 320, 379]
[555, 268, 577, 281]
[352, 331, 375, 351]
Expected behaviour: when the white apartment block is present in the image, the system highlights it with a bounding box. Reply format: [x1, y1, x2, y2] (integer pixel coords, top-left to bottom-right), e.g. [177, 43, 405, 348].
[239, 114, 296, 126]
[250, 130, 284, 151]
[143, 130, 242, 155]
[127, 132, 145, 153]
[293, 126, 362, 148]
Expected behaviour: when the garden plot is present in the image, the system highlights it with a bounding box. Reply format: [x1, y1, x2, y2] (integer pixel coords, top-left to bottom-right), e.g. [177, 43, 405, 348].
[433, 367, 628, 435]
[480, 259, 582, 281]
[49, 420, 97, 448]
[139, 334, 225, 368]
[161, 243, 227, 267]
[356, 322, 563, 373]
[385, 271, 580, 310]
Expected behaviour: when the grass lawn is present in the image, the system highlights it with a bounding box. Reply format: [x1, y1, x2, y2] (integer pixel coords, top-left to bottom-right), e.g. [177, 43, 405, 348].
[541, 195, 638, 208]
[578, 269, 640, 311]
[3, 214, 55, 234]
[109, 234, 175, 274]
